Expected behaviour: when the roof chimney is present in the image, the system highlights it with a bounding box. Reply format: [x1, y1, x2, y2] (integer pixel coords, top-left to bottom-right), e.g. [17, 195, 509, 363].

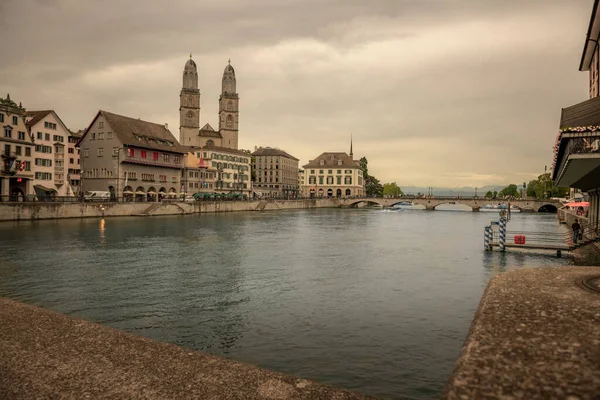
[165, 123, 169, 130]
[254, 146, 257, 151]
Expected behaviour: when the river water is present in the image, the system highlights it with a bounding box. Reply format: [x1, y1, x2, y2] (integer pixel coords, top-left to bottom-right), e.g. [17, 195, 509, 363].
[0, 208, 572, 399]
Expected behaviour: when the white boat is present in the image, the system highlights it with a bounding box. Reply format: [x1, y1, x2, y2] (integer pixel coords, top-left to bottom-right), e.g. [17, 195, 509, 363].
[480, 204, 521, 213]
[391, 201, 424, 210]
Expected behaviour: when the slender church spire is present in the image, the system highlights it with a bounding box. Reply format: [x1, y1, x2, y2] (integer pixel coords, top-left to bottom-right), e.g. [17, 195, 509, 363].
[350, 133, 353, 158]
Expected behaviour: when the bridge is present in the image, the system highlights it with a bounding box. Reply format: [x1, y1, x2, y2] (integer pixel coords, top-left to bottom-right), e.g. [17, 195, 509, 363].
[336, 197, 561, 212]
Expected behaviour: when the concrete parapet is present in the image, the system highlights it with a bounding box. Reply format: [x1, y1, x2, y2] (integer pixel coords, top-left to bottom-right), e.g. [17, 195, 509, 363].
[0, 298, 370, 399]
[443, 266, 600, 399]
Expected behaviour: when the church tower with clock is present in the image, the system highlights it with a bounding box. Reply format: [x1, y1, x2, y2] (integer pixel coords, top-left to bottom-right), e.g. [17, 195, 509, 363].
[179, 55, 200, 145]
[218, 60, 239, 149]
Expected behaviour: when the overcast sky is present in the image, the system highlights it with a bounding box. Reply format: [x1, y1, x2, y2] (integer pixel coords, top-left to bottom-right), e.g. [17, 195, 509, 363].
[0, 0, 594, 187]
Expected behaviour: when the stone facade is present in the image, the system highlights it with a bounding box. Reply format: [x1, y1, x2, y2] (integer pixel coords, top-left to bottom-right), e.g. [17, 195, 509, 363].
[26, 110, 80, 197]
[179, 57, 239, 150]
[189, 145, 251, 196]
[302, 152, 364, 198]
[182, 151, 217, 196]
[78, 110, 186, 201]
[0, 95, 35, 200]
[252, 147, 299, 197]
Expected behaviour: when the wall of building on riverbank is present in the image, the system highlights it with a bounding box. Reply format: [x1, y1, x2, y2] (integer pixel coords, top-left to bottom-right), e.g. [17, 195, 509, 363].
[0, 198, 341, 222]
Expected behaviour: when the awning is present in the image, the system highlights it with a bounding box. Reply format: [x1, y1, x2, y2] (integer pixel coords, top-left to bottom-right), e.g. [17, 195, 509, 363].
[123, 190, 134, 195]
[147, 191, 157, 195]
[565, 202, 589, 207]
[135, 191, 145, 195]
[34, 185, 57, 193]
[159, 189, 167, 193]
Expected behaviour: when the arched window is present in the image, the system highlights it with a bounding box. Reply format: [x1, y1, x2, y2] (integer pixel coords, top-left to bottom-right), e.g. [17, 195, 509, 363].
[227, 101, 233, 111]
[345, 189, 351, 196]
[226, 115, 233, 128]
[336, 189, 342, 197]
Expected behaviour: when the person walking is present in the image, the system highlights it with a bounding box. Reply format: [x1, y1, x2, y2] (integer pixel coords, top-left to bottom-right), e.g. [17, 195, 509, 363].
[572, 219, 581, 245]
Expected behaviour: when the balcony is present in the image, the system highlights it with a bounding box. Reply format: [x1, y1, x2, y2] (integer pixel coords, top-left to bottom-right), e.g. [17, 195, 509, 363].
[553, 132, 600, 190]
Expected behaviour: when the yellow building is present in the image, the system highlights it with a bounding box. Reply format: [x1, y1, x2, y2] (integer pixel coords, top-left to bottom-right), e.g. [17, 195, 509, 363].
[301, 152, 364, 198]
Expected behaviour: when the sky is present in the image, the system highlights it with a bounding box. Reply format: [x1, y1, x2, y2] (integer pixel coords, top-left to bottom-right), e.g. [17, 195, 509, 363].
[0, 0, 594, 187]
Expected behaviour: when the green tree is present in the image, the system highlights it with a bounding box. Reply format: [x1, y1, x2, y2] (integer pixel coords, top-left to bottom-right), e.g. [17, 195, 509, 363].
[485, 191, 494, 199]
[524, 173, 569, 199]
[383, 182, 403, 197]
[499, 184, 520, 198]
[359, 157, 383, 197]
[492, 190, 498, 199]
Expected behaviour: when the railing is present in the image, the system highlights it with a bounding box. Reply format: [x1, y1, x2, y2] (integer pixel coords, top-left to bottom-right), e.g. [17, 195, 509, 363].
[555, 133, 600, 180]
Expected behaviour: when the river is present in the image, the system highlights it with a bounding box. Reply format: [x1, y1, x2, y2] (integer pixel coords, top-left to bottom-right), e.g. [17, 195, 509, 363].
[0, 208, 573, 399]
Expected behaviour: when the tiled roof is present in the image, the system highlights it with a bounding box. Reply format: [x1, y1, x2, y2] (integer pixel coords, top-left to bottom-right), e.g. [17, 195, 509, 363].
[25, 110, 52, 129]
[252, 147, 299, 161]
[302, 152, 360, 169]
[560, 96, 600, 129]
[92, 110, 186, 154]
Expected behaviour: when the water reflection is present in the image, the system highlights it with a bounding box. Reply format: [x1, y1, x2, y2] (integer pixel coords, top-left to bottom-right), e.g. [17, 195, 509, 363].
[0, 210, 573, 399]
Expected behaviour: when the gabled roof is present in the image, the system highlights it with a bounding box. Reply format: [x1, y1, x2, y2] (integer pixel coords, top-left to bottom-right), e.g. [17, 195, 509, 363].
[559, 96, 600, 129]
[252, 147, 299, 161]
[25, 109, 74, 137]
[199, 123, 222, 138]
[185, 144, 250, 157]
[303, 152, 360, 169]
[78, 110, 186, 154]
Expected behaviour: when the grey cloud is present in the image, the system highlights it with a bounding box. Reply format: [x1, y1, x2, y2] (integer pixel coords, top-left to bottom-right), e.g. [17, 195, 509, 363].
[0, 0, 594, 186]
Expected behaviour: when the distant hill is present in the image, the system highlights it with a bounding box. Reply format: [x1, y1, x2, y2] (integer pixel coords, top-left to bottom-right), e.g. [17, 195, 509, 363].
[401, 185, 506, 196]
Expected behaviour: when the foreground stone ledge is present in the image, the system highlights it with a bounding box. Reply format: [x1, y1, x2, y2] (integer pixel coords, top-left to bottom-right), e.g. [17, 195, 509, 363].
[0, 298, 370, 399]
[443, 266, 600, 400]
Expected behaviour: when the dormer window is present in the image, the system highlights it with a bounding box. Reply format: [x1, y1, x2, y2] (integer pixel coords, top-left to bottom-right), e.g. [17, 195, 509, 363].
[337, 160, 342, 166]
[319, 160, 324, 166]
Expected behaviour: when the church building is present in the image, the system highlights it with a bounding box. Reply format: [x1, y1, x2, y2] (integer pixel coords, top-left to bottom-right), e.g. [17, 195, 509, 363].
[179, 56, 239, 150]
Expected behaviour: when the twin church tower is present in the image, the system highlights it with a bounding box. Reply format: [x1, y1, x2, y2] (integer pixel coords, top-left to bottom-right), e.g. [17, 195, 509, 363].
[179, 55, 239, 149]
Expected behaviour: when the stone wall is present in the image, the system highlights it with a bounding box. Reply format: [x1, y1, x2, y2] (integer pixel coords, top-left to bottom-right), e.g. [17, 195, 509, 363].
[0, 198, 340, 222]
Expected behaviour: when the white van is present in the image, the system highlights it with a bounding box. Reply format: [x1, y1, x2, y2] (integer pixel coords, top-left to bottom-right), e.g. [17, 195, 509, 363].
[84, 191, 111, 201]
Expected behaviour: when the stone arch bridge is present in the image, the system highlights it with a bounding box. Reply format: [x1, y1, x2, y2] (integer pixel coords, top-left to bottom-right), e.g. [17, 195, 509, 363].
[336, 197, 561, 212]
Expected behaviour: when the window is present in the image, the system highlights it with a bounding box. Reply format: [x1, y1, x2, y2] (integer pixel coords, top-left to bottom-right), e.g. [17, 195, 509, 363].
[44, 121, 56, 129]
[12, 116, 18, 125]
[327, 176, 333, 184]
[83, 148, 89, 157]
[4, 144, 10, 154]
[174, 156, 181, 164]
[4, 127, 12, 138]
[69, 158, 74, 163]
[153, 152, 158, 160]
[68, 148, 74, 154]
[107, 132, 113, 139]
[98, 132, 104, 140]
[337, 170, 342, 174]
[162, 153, 170, 162]
[99, 121, 104, 128]
[345, 176, 352, 185]
[91, 132, 96, 140]
[25, 147, 31, 156]
[25, 161, 31, 171]
[37, 132, 42, 139]
[97, 147, 104, 157]
[310, 170, 315, 174]
[18, 131, 25, 140]
[15, 146, 21, 155]
[45, 133, 50, 141]
[141, 150, 147, 159]
[318, 176, 324, 184]
[337, 176, 342, 185]
[226, 115, 233, 128]
[0, 114, 3, 122]
[113, 147, 119, 157]
[328, 169, 333, 174]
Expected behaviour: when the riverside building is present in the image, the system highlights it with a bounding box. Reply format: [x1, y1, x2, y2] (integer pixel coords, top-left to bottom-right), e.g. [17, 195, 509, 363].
[251, 146, 299, 198]
[0, 95, 34, 200]
[25, 110, 80, 197]
[301, 151, 364, 198]
[77, 110, 187, 201]
[553, 0, 600, 232]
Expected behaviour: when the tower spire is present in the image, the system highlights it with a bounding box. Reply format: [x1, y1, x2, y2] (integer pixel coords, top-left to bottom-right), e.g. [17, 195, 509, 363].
[350, 133, 353, 158]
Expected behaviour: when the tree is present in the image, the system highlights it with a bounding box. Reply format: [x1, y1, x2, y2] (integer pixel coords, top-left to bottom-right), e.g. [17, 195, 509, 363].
[485, 191, 493, 199]
[499, 184, 520, 198]
[383, 182, 403, 197]
[492, 190, 498, 199]
[525, 173, 569, 199]
[359, 157, 383, 197]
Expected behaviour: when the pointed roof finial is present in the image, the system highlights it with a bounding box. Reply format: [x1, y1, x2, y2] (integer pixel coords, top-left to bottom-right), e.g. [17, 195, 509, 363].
[189, 53, 193, 59]
[350, 133, 353, 157]
[228, 58, 231, 65]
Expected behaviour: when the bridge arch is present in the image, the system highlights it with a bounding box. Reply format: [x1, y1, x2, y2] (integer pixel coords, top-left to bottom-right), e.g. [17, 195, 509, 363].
[347, 199, 383, 208]
[538, 203, 558, 213]
[431, 201, 474, 211]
